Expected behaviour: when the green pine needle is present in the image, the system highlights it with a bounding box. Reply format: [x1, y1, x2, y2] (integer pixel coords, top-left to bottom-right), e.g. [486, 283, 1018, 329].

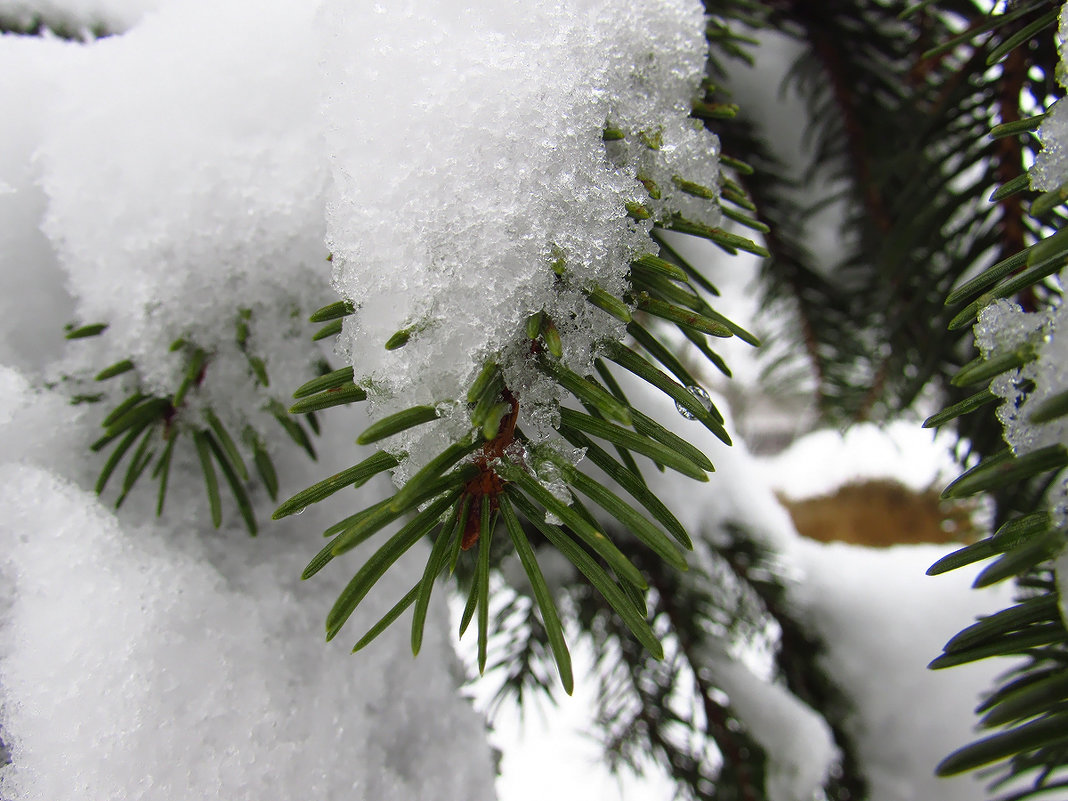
[325, 491, 459, 642]
[631, 253, 688, 282]
[271, 405, 317, 460]
[586, 285, 633, 323]
[499, 494, 574, 694]
[65, 322, 108, 339]
[559, 426, 691, 548]
[951, 346, 1036, 387]
[293, 366, 356, 399]
[476, 500, 495, 674]
[562, 462, 689, 570]
[204, 429, 257, 535]
[941, 445, 1068, 499]
[245, 427, 279, 501]
[153, 435, 177, 516]
[172, 348, 208, 408]
[353, 583, 421, 653]
[539, 359, 632, 426]
[289, 384, 367, 415]
[329, 469, 477, 558]
[558, 407, 709, 481]
[387, 436, 481, 513]
[95, 359, 135, 381]
[312, 319, 343, 342]
[357, 405, 440, 446]
[540, 315, 563, 358]
[633, 293, 733, 338]
[467, 361, 500, 404]
[411, 508, 463, 656]
[506, 487, 662, 659]
[1030, 388, 1068, 424]
[193, 430, 222, 528]
[936, 713, 1068, 776]
[274, 450, 399, 519]
[309, 300, 355, 323]
[203, 409, 248, 480]
[495, 459, 647, 590]
[923, 389, 997, 428]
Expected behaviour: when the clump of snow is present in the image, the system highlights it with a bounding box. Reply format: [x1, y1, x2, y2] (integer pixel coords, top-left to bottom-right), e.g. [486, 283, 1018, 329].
[756, 420, 960, 501]
[321, 0, 721, 484]
[701, 651, 838, 801]
[37, 0, 331, 439]
[1030, 4, 1068, 191]
[0, 463, 498, 801]
[974, 299, 1068, 526]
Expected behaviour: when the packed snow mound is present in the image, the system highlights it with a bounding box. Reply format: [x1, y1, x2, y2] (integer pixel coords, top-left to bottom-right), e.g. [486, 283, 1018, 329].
[0, 359, 497, 801]
[321, 0, 722, 483]
[0, 463, 498, 801]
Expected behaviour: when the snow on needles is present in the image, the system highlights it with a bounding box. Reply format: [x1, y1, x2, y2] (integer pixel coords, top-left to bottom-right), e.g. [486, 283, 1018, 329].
[37, 0, 331, 437]
[321, 0, 721, 483]
[1029, 3, 1068, 192]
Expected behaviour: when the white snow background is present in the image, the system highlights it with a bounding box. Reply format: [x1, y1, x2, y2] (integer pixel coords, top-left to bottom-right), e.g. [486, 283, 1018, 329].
[0, 1, 1025, 800]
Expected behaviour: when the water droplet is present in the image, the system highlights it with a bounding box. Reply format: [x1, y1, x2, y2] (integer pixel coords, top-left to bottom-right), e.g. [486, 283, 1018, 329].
[294, 507, 306, 515]
[676, 385, 711, 420]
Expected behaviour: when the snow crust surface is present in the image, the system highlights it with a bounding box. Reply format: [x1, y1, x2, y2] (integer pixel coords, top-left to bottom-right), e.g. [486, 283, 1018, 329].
[0, 467, 498, 801]
[321, 0, 722, 483]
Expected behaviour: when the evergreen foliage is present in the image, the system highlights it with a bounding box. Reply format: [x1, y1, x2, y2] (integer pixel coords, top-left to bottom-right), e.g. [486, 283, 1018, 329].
[273, 6, 767, 689]
[6, 0, 1068, 799]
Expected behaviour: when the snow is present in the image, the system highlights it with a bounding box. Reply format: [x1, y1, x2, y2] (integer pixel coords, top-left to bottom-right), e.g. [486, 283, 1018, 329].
[617, 378, 1014, 801]
[0, 0, 503, 796]
[700, 653, 837, 801]
[0, 465, 498, 801]
[321, 0, 722, 484]
[1029, 4, 1068, 191]
[36, 0, 331, 438]
[0, 1, 1037, 799]
[0, 361, 499, 801]
[0, 35, 78, 373]
[974, 299, 1068, 526]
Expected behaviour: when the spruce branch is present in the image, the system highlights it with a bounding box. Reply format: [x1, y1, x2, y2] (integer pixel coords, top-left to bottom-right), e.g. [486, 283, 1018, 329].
[921, 3, 1068, 795]
[72, 307, 324, 534]
[279, 14, 766, 691]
